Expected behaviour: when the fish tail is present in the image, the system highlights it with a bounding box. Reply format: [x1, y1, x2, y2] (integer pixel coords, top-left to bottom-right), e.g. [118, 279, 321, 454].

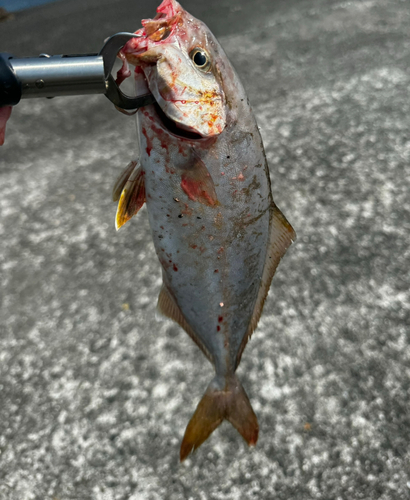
[180, 375, 258, 462]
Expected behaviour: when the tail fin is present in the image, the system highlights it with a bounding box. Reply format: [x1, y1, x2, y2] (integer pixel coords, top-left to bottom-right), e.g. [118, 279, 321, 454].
[180, 375, 259, 461]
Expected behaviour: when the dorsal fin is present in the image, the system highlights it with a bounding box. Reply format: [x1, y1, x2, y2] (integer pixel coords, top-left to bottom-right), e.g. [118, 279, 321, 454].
[235, 203, 296, 368]
[157, 284, 213, 364]
[115, 163, 146, 230]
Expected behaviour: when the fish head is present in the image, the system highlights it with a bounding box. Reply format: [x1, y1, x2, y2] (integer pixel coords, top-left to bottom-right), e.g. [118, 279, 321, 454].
[122, 0, 226, 138]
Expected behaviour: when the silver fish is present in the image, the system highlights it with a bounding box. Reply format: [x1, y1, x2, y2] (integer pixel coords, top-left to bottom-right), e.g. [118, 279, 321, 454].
[113, 0, 295, 461]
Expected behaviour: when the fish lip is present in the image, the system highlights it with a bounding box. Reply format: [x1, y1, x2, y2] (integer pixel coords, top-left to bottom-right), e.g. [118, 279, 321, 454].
[152, 102, 207, 141]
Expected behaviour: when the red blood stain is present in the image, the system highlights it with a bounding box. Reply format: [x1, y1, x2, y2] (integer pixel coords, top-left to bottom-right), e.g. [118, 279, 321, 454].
[189, 244, 198, 249]
[142, 127, 153, 156]
[160, 226, 164, 229]
[217, 326, 221, 332]
[181, 178, 215, 206]
[182, 204, 193, 216]
[158, 256, 171, 270]
[151, 123, 165, 137]
[115, 58, 131, 86]
[173, 264, 178, 272]
[218, 316, 223, 322]
[178, 143, 187, 156]
[214, 269, 219, 273]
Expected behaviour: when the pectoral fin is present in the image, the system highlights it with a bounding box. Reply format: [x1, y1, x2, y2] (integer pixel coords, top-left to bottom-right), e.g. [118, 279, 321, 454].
[180, 158, 219, 207]
[115, 163, 145, 230]
[112, 160, 138, 202]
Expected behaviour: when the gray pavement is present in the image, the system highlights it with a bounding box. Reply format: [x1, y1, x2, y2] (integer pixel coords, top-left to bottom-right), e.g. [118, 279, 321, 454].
[1, 0, 410, 499]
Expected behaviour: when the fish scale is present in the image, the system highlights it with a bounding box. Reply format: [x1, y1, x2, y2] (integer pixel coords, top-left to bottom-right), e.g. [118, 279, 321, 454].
[113, 0, 295, 461]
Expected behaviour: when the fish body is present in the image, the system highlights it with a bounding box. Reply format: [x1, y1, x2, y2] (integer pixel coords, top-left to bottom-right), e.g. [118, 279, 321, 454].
[114, 0, 295, 460]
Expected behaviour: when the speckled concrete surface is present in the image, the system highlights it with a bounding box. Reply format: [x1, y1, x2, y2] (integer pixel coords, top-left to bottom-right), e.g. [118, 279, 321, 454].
[1, 0, 410, 499]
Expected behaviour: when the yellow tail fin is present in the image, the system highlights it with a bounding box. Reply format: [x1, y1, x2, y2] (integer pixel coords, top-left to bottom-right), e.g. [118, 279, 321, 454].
[180, 375, 258, 461]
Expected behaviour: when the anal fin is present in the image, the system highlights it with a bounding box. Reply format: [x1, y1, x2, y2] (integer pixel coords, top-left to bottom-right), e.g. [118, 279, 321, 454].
[115, 163, 146, 230]
[157, 284, 213, 364]
[235, 203, 296, 368]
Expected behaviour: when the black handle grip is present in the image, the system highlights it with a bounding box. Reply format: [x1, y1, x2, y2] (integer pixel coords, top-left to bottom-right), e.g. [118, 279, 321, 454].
[0, 53, 21, 107]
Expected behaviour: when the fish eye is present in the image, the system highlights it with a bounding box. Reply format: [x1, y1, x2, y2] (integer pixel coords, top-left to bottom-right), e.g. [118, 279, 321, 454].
[189, 48, 211, 72]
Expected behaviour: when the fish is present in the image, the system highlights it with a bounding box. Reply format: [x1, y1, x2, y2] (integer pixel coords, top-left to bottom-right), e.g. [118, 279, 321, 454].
[0, 105, 12, 146]
[113, 0, 296, 461]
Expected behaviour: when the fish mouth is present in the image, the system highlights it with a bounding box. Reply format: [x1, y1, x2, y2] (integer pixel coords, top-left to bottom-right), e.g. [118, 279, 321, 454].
[153, 102, 204, 141]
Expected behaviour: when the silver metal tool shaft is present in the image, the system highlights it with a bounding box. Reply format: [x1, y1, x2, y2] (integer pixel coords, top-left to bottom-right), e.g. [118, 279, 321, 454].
[12, 55, 106, 99]
[0, 33, 155, 110]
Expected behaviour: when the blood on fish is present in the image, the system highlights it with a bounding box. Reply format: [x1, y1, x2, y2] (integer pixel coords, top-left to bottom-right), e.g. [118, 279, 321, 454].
[181, 178, 216, 206]
[181, 203, 193, 216]
[173, 264, 178, 272]
[218, 316, 223, 322]
[115, 52, 132, 86]
[217, 326, 221, 332]
[142, 127, 153, 156]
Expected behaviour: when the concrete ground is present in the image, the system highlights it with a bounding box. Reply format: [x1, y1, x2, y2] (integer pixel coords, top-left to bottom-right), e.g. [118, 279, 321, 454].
[1, 0, 410, 498]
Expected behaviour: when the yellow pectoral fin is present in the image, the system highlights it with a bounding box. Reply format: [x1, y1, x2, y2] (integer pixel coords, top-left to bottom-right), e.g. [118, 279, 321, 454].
[115, 164, 146, 230]
[112, 160, 138, 202]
